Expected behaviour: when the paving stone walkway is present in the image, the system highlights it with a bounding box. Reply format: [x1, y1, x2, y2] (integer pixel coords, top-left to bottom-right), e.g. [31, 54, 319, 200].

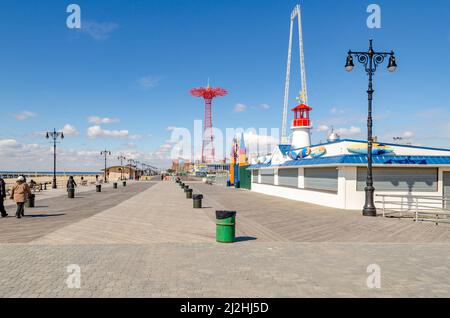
[0, 181, 449, 297]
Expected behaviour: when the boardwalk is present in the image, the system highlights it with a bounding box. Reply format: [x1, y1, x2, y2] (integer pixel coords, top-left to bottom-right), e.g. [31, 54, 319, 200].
[0, 180, 449, 297]
[189, 182, 450, 243]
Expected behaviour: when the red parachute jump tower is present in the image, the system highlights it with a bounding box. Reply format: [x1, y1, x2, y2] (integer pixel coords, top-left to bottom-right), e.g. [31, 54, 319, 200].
[190, 84, 228, 163]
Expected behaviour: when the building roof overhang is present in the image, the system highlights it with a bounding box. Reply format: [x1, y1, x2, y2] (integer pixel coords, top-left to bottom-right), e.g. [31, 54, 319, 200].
[247, 155, 450, 170]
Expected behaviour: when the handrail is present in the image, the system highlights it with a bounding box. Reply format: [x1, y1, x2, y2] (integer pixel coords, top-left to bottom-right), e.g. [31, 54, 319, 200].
[375, 194, 450, 225]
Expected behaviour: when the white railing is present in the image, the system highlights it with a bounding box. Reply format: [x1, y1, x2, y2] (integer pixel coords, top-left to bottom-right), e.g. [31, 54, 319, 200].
[375, 194, 450, 225]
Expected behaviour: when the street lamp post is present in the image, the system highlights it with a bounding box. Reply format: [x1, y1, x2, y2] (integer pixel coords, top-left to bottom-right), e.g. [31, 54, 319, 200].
[345, 39, 397, 217]
[46, 128, 65, 189]
[117, 154, 126, 180]
[100, 150, 112, 183]
[127, 159, 136, 180]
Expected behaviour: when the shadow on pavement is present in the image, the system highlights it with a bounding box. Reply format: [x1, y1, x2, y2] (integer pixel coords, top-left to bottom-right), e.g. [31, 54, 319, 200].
[24, 214, 66, 218]
[235, 236, 258, 242]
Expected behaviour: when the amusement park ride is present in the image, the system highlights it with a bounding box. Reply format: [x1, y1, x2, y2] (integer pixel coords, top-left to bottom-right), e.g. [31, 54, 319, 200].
[281, 4, 309, 145]
[190, 82, 228, 164]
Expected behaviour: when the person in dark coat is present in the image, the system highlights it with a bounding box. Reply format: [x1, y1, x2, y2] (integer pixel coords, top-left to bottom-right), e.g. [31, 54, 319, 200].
[66, 176, 77, 190]
[0, 177, 8, 217]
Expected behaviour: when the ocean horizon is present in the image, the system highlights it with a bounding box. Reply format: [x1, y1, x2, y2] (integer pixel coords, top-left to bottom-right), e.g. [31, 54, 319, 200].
[0, 171, 101, 176]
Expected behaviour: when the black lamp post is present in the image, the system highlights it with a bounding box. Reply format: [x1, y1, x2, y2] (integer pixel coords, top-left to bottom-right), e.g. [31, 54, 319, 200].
[127, 159, 136, 180]
[101, 150, 112, 183]
[117, 154, 126, 180]
[345, 39, 397, 217]
[46, 128, 64, 189]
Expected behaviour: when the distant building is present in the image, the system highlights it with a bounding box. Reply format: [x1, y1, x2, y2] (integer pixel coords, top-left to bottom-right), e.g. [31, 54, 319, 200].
[171, 160, 191, 173]
[104, 166, 140, 181]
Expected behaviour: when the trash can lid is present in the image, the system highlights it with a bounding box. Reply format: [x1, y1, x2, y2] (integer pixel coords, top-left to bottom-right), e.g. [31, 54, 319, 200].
[216, 210, 237, 219]
[187, 189, 193, 192]
[193, 194, 203, 200]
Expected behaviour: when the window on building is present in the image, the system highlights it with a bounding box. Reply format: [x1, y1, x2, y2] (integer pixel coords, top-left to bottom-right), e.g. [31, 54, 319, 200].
[304, 168, 338, 192]
[260, 169, 275, 185]
[278, 168, 299, 188]
[357, 168, 438, 192]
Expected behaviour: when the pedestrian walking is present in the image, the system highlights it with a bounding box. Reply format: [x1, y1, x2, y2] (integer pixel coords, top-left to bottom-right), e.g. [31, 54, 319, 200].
[66, 176, 77, 190]
[10, 176, 31, 219]
[0, 176, 8, 217]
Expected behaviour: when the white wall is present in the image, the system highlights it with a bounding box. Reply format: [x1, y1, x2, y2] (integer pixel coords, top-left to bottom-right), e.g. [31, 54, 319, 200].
[250, 166, 450, 211]
[251, 183, 344, 209]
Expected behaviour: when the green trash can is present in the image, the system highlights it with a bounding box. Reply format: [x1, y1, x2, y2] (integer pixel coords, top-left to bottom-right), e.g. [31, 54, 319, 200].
[186, 189, 193, 199]
[193, 194, 203, 209]
[123, 181, 127, 187]
[113, 182, 118, 189]
[26, 194, 35, 208]
[96, 184, 102, 192]
[216, 211, 236, 243]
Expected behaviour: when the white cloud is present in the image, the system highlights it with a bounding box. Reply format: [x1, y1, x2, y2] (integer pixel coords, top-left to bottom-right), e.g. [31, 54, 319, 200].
[128, 134, 143, 140]
[166, 126, 177, 131]
[87, 125, 129, 139]
[137, 76, 162, 90]
[61, 124, 78, 136]
[0, 139, 167, 171]
[15, 111, 36, 121]
[316, 125, 329, 132]
[80, 20, 119, 41]
[336, 126, 362, 136]
[403, 131, 415, 139]
[234, 103, 247, 113]
[88, 116, 120, 125]
[240, 132, 278, 157]
[0, 139, 18, 148]
[260, 104, 270, 110]
[330, 107, 345, 114]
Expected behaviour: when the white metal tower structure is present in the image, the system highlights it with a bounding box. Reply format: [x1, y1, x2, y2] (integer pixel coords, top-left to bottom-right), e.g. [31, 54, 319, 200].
[281, 4, 308, 144]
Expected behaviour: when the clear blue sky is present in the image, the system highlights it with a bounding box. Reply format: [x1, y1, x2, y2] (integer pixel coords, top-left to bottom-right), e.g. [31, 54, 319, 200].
[0, 0, 449, 170]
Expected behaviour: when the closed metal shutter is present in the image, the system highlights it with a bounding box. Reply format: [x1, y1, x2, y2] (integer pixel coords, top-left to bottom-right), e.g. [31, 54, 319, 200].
[357, 168, 438, 192]
[278, 168, 298, 188]
[444, 172, 450, 209]
[304, 168, 338, 192]
[260, 169, 275, 185]
[252, 170, 258, 183]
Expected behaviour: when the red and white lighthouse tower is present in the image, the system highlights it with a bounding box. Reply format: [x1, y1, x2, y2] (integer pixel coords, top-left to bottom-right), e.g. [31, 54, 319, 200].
[291, 103, 312, 149]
